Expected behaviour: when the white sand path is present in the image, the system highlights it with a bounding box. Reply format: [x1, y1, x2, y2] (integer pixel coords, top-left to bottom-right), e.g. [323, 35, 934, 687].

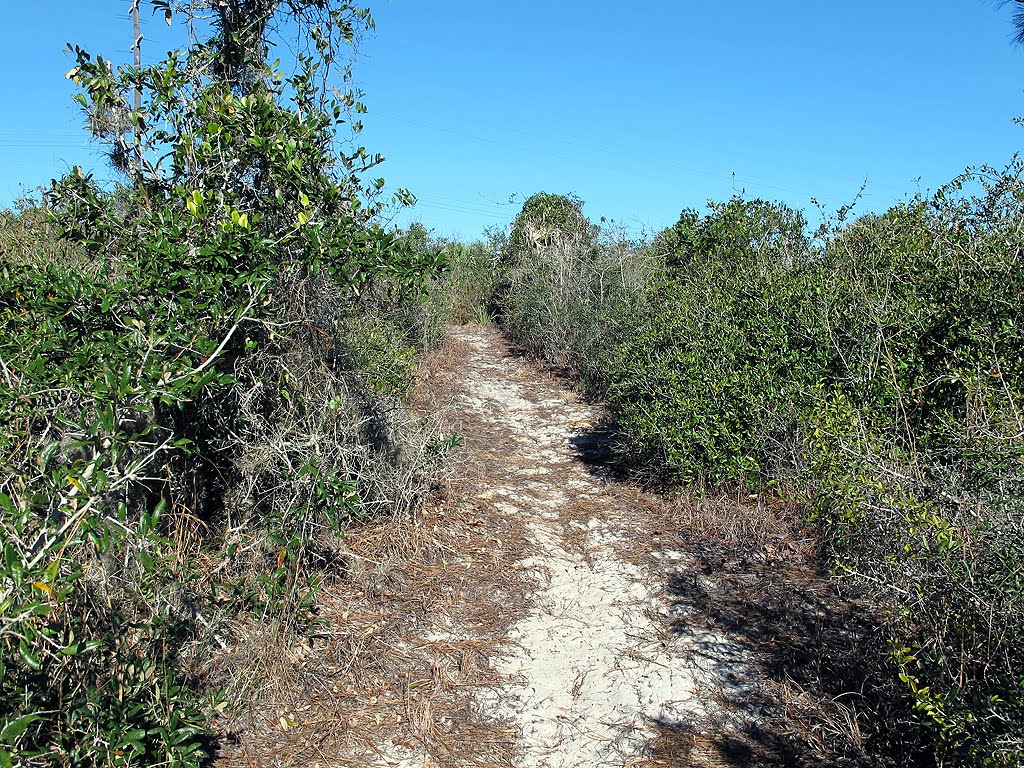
[449, 326, 739, 768]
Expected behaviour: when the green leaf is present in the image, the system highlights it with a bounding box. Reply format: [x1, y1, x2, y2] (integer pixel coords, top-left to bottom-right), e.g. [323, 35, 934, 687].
[17, 643, 41, 671]
[114, 729, 147, 749]
[0, 714, 41, 743]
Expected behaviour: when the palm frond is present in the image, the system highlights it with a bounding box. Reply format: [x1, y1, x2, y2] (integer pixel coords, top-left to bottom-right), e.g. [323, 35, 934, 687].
[997, 0, 1024, 45]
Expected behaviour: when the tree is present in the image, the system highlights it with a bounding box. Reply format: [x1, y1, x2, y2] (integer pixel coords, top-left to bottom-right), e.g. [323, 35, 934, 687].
[148, 1, 374, 95]
[998, 0, 1024, 44]
[508, 192, 594, 264]
[61, 0, 429, 294]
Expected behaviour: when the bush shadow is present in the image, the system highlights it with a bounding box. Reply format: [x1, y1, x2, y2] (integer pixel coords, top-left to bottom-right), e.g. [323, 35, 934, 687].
[648, 508, 935, 768]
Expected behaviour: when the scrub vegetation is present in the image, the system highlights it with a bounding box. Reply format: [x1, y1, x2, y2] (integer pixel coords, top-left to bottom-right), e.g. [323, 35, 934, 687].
[0, 3, 445, 765]
[2, 1, 1023, 767]
[435, 174, 1023, 766]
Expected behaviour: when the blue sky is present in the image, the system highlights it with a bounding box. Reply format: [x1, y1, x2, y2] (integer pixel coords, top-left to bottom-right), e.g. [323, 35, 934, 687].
[2, 1, 1024, 240]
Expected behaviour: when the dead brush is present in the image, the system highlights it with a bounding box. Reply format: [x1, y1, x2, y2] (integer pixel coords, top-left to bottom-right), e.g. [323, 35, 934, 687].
[180, 322, 448, 701]
[0, 195, 88, 269]
[665, 493, 810, 552]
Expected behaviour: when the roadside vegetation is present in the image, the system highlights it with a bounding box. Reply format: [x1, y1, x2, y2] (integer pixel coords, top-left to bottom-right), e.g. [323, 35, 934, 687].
[0, 3, 446, 765]
[428, 174, 1024, 766]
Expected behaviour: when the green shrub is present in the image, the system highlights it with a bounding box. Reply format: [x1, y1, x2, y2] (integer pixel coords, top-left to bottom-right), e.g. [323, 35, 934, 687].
[0, 4, 443, 765]
[396, 224, 500, 334]
[438, 239, 502, 325]
[493, 193, 657, 396]
[607, 198, 820, 484]
[799, 171, 1024, 765]
[0, 195, 85, 268]
[507, 174, 1024, 764]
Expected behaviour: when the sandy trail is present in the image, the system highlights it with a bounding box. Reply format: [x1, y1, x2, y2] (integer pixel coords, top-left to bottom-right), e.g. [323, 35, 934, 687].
[215, 324, 746, 768]
[448, 325, 736, 767]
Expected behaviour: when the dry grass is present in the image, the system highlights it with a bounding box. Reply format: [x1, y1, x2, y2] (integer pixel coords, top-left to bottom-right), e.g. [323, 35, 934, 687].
[615, 492, 923, 768]
[209, 328, 538, 768]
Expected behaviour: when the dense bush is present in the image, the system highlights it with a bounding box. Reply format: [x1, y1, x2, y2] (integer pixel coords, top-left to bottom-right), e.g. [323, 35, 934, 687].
[493, 192, 658, 395]
[0, 3, 443, 765]
[481, 174, 1024, 765]
[802, 174, 1024, 766]
[433, 239, 504, 327]
[395, 223, 504, 338]
[608, 198, 821, 484]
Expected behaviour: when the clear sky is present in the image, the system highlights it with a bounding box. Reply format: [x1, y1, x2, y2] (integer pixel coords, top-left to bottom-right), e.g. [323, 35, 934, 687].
[2, 2, 1024, 241]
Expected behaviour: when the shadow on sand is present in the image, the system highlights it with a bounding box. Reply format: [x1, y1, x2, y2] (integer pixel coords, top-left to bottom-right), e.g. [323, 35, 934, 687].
[561, 420, 933, 767]
[651, 513, 935, 768]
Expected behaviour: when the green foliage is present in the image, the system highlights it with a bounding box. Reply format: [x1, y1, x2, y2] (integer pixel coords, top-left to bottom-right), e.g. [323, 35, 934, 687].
[630, 177, 1024, 763]
[798, 173, 1024, 765]
[399, 223, 509, 334]
[489, 172, 1024, 764]
[609, 198, 818, 484]
[338, 308, 420, 396]
[492, 193, 656, 395]
[436, 239, 502, 326]
[507, 192, 592, 258]
[1, 3, 442, 765]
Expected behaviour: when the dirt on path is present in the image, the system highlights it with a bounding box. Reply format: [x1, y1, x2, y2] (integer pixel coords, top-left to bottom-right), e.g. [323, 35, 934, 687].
[215, 324, 875, 768]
